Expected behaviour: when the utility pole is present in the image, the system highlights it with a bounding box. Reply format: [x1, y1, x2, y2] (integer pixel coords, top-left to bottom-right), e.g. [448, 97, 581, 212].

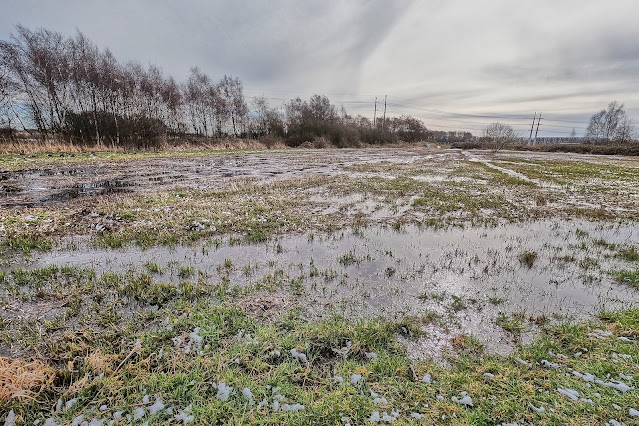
[382, 95, 387, 129]
[528, 112, 537, 146]
[534, 112, 542, 144]
[373, 97, 377, 127]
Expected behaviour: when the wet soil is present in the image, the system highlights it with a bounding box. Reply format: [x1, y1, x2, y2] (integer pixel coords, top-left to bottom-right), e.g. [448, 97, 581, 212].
[5, 148, 637, 208]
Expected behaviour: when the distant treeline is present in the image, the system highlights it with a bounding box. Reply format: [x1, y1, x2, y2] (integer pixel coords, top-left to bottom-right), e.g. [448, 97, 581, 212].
[0, 25, 476, 149]
[451, 141, 639, 156]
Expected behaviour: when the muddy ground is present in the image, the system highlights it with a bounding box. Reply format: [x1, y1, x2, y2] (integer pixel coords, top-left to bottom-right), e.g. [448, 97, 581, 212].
[1, 147, 639, 359]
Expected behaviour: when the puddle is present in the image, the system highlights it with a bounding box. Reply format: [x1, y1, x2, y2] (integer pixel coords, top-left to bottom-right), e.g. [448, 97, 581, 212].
[4, 219, 638, 358]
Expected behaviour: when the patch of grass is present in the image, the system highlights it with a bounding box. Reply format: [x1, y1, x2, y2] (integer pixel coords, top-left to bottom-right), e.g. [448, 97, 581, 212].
[178, 265, 195, 278]
[338, 250, 357, 266]
[3, 236, 52, 254]
[617, 246, 639, 262]
[496, 312, 526, 334]
[613, 269, 639, 289]
[144, 261, 163, 274]
[518, 251, 538, 268]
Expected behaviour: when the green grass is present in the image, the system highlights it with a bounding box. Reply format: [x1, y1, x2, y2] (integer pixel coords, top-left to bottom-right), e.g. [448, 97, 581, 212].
[3, 294, 638, 424]
[2, 258, 639, 424]
[614, 269, 639, 289]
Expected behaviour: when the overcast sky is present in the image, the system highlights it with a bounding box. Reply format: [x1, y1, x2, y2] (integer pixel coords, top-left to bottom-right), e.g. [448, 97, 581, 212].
[3, 0, 639, 137]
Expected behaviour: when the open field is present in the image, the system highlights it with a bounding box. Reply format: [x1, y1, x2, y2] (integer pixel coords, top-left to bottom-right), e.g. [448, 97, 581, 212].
[1, 147, 639, 424]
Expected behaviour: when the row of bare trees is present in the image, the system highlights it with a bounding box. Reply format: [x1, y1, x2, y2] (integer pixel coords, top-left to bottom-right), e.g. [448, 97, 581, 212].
[0, 25, 464, 148]
[0, 26, 248, 146]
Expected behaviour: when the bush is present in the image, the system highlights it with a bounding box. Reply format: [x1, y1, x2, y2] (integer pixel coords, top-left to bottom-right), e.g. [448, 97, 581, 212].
[63, 111, 167, 148]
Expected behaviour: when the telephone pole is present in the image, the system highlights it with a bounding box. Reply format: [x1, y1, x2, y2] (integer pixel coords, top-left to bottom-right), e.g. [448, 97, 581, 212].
[528, 112, 537, 146]
[382, 95, 387, 129]
[534, 112, 543, 144]
[373, 97, 377, 127]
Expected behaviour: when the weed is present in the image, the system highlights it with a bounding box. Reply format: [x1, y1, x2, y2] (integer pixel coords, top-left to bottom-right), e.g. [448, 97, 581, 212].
[519, 251, 538, 268]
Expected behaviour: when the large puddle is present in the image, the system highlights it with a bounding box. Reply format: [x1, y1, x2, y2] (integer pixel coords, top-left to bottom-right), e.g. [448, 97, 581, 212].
[5, 219, 638, 358]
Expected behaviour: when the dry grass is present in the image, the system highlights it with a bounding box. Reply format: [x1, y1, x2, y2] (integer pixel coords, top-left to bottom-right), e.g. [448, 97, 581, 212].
[0, 139, 121, 155]
[0, 137, 288, 155]
[0, 357, 55, 402]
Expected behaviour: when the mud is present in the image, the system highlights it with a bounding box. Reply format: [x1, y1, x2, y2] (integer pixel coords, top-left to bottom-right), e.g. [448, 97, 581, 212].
[0, 149, 437, 206]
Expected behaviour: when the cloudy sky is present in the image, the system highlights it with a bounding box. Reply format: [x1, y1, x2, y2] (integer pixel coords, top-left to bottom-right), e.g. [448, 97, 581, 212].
[3, 0, 639, 136]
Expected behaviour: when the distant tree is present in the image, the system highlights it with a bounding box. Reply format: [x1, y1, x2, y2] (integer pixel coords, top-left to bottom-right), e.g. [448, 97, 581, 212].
[250, 96, 284, 138]
[569, 128, 577, 141]
[483, 122, 518, 151]
[586, 101, 635, 143]
[0, 60, 20, 129]
[218, 75, 248, 136]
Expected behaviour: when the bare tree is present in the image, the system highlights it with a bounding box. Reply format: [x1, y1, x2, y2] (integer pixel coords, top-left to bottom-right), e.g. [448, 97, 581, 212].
[586, 101, 636, 143]
[0, 59, 19, 130]
[569, 128, 577, 141]
[483, 122, 519, 151]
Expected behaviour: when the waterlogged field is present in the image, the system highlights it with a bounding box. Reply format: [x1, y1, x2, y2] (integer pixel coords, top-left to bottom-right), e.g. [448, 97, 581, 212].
[1, 147, 639, 425]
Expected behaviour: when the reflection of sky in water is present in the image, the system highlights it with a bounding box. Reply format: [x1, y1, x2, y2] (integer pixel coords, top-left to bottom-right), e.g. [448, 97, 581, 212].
[9, 219, 638, 357]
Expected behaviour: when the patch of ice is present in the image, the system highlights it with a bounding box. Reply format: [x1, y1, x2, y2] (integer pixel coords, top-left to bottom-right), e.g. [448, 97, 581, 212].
[365, 352, 378, 360]
[65, 398, 78, 411]
[4, 410, 16, 426]
[150, 398, 166, 415]
[483, 373, 494, 378]
[242, 388, 254, 404]
[530, 403, 545, 413]
[612, 352, 631, 360]
[573, 371, 595, 382]
[334, 376, 344, 384]
[619, 336, 634, 343]
[421, 374, 431, 384]
[451, 395, 473, 407]
[175, 405, 193, 423]
[369, 411, 381, 423]
[630, 408, 639, 416]
[216, 382, 233, 401]
[282, 403, 305, 412]
[373, 398, 389, 405]
[185, 328, 203, 353]
[133, 407, 145, 420]
[514, 357, 531, 367]
[540, 360, 559, 368]
[548, 351, 568, 359]
[410, 412, 424, 420]
[351, 374, 362, 385]
[291, 348, 308, 363]
[557, 388, 579, 401]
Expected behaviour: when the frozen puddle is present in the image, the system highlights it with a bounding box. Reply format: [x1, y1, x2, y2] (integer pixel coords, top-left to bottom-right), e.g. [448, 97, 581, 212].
[6, 219, 639, 358]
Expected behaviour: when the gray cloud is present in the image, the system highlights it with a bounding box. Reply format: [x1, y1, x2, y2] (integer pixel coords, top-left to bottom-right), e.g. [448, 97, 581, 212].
[2, 0, 638, 136]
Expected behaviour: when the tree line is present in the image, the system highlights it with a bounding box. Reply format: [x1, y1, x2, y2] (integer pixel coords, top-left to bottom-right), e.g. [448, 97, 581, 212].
[0, 25, 450, 148]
